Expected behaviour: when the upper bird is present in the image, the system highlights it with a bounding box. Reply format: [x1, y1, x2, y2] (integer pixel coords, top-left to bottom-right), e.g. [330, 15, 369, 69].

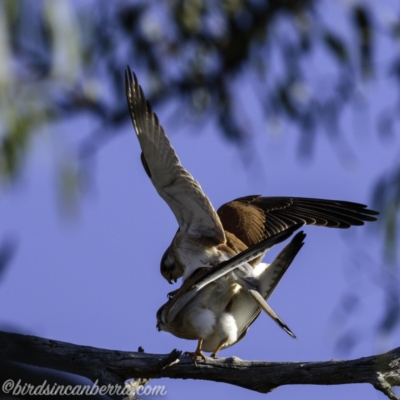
[124, 67, 379, 284]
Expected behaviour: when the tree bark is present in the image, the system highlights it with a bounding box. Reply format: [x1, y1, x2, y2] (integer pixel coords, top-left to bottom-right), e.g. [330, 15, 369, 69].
[1, 331, 399, 399]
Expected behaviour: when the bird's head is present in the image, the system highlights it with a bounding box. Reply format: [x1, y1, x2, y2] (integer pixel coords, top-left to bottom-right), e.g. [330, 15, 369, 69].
[160, 244, 182, 284]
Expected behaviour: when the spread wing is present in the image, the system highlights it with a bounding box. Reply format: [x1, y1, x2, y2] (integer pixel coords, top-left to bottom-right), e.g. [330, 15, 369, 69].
[125, 67, 225, 243]
[218, 195, 378, 248]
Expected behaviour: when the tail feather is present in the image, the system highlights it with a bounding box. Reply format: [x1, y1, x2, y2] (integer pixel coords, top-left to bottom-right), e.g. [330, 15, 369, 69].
[248, 289, 297, 339]
[238, 231, 306, 339]
[260, 231, 306, 300]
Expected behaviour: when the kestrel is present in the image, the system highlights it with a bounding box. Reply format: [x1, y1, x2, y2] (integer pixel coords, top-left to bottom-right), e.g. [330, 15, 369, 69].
[124, 67, 378, 285]
[157, 228, 306, 360]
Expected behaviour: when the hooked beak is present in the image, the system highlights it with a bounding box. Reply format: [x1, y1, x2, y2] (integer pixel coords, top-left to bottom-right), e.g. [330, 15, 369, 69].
[168, 276, 177, 284]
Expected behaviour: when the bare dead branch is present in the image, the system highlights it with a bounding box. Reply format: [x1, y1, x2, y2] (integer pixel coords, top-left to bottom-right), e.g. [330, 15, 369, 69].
[1, 331, 399, 399]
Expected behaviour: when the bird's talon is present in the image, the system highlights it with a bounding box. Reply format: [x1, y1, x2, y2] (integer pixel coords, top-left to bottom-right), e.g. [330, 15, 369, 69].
[184, 350, 206, 364]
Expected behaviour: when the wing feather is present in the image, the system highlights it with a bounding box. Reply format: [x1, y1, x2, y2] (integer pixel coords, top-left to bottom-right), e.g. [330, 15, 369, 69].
[125, 67, 225, 242]
[167, 225, 302, 322]
[218, 196, 378, 248]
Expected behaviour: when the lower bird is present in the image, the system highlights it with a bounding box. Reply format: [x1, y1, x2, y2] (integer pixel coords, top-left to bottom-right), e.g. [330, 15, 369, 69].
[157, 227, 306, 361]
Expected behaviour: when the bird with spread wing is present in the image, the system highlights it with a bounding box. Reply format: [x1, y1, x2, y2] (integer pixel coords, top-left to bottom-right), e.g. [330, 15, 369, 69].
[124, 67, 378, 360]
[124, 67, 378, 285]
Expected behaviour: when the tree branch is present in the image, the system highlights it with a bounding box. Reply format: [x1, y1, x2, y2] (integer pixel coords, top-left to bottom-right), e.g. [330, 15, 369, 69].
[1, 331, 399, 399]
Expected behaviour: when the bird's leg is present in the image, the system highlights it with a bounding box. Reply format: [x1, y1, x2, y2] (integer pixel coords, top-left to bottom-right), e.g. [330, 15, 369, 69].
[167, 289, 179, 299]
[210, 338, 228, 358]
[184, 338, 206, 365]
